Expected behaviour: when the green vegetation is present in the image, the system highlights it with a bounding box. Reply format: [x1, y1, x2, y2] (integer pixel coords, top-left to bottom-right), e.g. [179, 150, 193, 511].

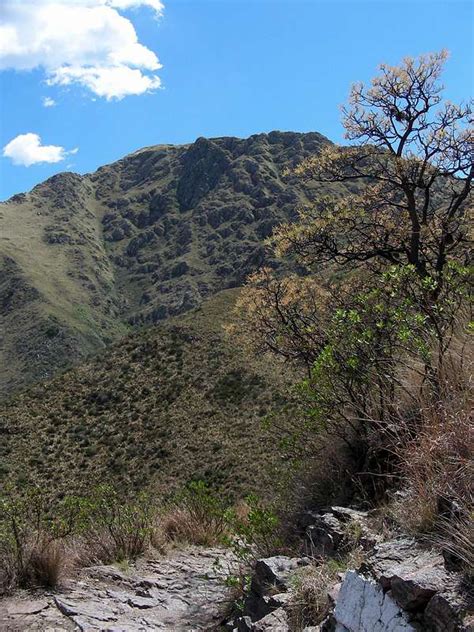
[1, 289, 295, 501]
[0, 481, 281, 595]
[0, 52, 471, 626]
[238, 50, 472, 561]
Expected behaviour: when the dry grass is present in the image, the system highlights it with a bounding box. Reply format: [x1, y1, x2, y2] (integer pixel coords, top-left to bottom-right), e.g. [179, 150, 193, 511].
[81, 529, 151, 565]
[22, 540, 67, 589]
[288, 548, 365, 630]
[431, 512, 474, 576]
[160, 507, 228, 547]
[389, 343, 473, 571]
[0, 537, 69, 593]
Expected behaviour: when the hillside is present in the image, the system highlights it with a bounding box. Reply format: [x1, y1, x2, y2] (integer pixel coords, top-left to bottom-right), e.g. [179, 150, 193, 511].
[0, 130, 352, 398]
[0, 289, 296, 499]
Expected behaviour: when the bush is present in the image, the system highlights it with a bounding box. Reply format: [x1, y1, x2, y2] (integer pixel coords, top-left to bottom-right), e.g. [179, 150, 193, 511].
[83, 485, 156, 563]
[161, 481, 229, 546]
[0, 489, 81, 593]
[227, 494, 281, 563]
[0, 485, 160, 593]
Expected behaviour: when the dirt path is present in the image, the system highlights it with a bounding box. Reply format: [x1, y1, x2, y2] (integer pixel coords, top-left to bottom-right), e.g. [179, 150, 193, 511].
[0, 546, 235, 631]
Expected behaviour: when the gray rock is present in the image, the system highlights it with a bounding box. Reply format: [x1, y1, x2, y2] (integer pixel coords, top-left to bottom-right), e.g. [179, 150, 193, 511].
[331, 507, 369, 521]
[235, 615, 254, 631]
[328, 581, 342, 607]
[303, 506, 381, 556]
[263, 592, 292, 610]
[306, 513, 346, 555]
[252, 556, 309, 595]
[253, 607, 289, 631]
[6, 599, 49, 615]
[368, 539, 451, 610]
[333, 570, 417, 632]
[424, 590, 472, 631]
[241, 556, 309, 623]
[2, 547, 236, 631]
[126, 595, 157, 609]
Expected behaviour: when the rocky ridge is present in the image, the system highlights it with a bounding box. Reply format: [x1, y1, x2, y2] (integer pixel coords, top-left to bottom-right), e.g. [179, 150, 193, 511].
[1, 508, 471, 631]
[1, 131, 346, 397]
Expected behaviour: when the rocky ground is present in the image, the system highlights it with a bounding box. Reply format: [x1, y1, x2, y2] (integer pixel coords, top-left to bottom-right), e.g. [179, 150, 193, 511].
[231, 507, 473, 631]
[0, 547, 235, 631]
[1, 509, 472, 631]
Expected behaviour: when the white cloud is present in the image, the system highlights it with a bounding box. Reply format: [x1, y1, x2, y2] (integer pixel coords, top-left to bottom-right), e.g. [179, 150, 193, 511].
[2, 133, 78, 167]
[42, 96, 57, 107]
[107, 0, 164, 14]
[48, 62, 161, 99]
[0, 1, 164, 100]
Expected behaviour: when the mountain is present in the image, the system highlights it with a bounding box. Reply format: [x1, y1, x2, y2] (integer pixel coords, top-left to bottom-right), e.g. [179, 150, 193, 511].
[0, 289, 296, 499]
[0, 130, 344, 398]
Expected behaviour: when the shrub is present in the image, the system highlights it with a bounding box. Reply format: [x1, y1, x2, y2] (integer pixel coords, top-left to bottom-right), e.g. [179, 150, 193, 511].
[161, 481, 229, 546]
[0, 489, 81, 593]
[227, 494, 281, 563]
[83, 485, 156, 563]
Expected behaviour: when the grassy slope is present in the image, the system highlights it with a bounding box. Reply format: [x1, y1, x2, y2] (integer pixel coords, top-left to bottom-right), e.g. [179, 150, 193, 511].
[0, 174, 126, 396]
[1, 289, 296, 500]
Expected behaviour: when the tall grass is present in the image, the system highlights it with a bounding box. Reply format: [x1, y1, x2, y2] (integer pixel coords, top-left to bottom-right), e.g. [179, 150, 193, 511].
[389, 343, 473, 572]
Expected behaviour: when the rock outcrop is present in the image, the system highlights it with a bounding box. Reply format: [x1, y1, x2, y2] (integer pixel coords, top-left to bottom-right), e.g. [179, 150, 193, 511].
[328, 538, 473, 631]
[332, 570, 416, 631]
[0, 546, 235, 631]
[230, 508, 473, 632]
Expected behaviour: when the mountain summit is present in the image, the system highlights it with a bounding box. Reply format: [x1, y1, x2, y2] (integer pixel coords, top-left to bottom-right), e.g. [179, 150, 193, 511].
[1, 131, 338, 397]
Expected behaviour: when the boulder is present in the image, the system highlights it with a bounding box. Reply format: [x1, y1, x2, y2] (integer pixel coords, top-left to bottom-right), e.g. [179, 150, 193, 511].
[232, 515, 472, 632]
[302, 506, 379, 556]
[306, 512, 346, 555]
[333, 571, 417, 632]
[367, 539, 451, 610]
[240, 556, 308, 623]
[424, 590, 472, 632]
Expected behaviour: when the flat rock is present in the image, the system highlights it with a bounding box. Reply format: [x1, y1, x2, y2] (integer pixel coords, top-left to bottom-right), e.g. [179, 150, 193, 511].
[0, 546, 236, 631]
[6, 599, 49, 615]
[253, 606, 289, 631]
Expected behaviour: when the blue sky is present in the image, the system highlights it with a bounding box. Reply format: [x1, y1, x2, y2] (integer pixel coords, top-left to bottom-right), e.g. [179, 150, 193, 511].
[0, 0, 473, 200]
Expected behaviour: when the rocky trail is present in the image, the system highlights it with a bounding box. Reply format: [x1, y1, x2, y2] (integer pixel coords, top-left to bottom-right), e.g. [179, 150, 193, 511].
[0, 547, 235, 631]
[1, 508, 472, 631]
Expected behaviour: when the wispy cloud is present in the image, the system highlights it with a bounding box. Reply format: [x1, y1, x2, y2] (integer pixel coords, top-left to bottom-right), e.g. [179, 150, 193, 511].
[2, 133, 78, 167]
[42, 96, 57, 107]
[0, 1, 164, 100]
